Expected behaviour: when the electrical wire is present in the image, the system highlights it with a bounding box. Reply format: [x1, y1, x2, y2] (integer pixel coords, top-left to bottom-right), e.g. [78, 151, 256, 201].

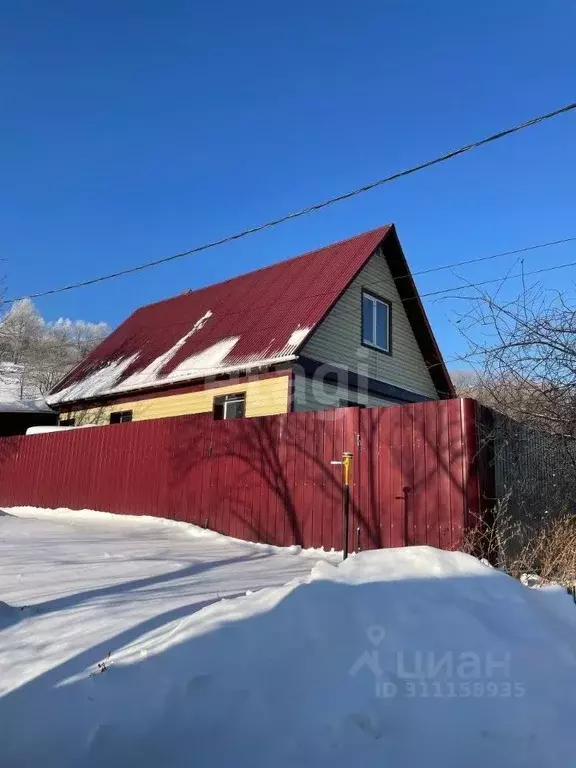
[46, 252, 576, 384]
[5, 100, 576, 304]
[56, 239, 575, 337]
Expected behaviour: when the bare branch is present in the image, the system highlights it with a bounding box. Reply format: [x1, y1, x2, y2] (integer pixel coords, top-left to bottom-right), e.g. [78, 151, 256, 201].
[0, 299, 110, 400]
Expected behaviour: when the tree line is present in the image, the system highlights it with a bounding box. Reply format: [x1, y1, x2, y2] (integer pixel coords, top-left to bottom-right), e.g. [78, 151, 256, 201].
[0, 299, 109, 400]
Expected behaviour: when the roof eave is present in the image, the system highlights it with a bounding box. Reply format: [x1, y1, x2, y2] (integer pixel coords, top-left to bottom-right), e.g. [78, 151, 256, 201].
[47, 355, 298, 409]
[382, 226, 454, 398]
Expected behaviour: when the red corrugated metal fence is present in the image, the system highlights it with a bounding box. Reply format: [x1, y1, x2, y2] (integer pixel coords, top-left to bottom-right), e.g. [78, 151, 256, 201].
[0, 399, 481, 551]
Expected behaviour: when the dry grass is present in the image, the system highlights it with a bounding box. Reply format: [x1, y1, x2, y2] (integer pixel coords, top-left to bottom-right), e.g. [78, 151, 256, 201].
[461, 496, 576, 588]
[460, 494, 519, 567]
[511, 515, 576, 586]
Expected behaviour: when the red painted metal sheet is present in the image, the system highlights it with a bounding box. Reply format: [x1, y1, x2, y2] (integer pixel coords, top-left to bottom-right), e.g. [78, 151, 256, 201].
[461, 398, 481, 533]
[0, 400, 480, 551]
[435, 400, 452, 549]
[378, 407, 392, 548]
[422, 402, 440, 548]
[401, 405, 416, 546]
[352, 399, 472, 552]
[388, 404, 404, 547]
[447, 400, 466, 549]
[52, 227, 391, 402]
[411, 402, 428, 545]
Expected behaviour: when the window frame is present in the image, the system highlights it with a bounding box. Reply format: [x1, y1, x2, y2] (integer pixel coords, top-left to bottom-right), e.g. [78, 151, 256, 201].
[361, 288, 392, 355]
[213, 392, 246, 421]
[109, 410, 133, 424]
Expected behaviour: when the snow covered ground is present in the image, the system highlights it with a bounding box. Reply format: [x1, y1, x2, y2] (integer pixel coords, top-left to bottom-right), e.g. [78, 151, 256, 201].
[2, 506, 576, 767]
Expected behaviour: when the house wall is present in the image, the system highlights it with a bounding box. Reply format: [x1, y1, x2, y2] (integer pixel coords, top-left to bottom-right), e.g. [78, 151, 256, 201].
[300, 248, 438, 398]
[59, 374, 291, 425]
[292, 374, 397, 412]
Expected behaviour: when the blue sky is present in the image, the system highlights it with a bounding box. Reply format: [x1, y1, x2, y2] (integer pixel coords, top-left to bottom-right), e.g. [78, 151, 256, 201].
[1, 0, 575, 368]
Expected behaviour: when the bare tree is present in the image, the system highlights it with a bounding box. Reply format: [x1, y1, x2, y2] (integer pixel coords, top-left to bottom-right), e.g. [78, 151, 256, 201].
[0, 299, 44, 398]
[0, 299, 109, 399]
[455, 282, 576, 436]
[453, 279, 576, 535]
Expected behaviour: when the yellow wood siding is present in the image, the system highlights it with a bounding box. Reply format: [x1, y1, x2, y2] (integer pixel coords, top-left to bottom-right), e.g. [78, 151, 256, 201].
[61, 375, 290, 426]
[301, 248, 438, 398]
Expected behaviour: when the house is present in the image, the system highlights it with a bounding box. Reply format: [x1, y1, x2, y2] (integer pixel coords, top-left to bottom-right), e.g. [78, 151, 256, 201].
[0, 363, 57, 436]
[46, 225, 453, 425]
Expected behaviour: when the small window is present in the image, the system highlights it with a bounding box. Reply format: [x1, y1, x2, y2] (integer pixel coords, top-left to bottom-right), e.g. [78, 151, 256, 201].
[110, 410, 133, 424]
[362, 291, 391, 353]
[213, 393, 246, 420]
[59, 418, 75, 426]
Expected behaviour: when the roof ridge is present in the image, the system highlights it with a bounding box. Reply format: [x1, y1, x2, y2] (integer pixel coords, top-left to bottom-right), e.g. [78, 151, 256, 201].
[135, 224, 392, 313]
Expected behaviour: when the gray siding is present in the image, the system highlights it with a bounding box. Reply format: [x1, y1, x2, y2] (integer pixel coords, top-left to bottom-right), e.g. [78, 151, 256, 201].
[300, 248, 438, 398]
[292, 375, 397, 412]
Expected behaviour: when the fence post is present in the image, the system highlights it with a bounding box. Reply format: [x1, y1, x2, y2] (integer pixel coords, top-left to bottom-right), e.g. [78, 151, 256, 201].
[342, 452, 353, 559]
[332, 451, 354, 559]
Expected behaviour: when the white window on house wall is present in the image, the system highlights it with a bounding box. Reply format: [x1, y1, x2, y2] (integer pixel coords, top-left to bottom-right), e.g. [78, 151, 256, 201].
[362, 290, 391, 353]
[213, 393, 246, 420]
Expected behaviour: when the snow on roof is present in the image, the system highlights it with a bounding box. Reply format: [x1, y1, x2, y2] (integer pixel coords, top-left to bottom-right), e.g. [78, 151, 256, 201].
[0, 399, 54, 414]
[48, 226, 393, 405]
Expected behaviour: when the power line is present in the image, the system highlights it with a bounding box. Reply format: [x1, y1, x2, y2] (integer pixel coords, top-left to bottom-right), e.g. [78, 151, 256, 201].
[49, 253, 575, 399]
[419, 257, 576, 299]
[6, 100, 576, 305]
[55, 241, 576, 341]
[127, 242, 576, 329]
[7, 233, 576, 331]
[50, 253, 576, 379]
[351, 235, 576, 296]
[410, 236, 576, 278]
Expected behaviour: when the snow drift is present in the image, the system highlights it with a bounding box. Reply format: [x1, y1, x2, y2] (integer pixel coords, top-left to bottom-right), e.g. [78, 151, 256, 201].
[1, 509, 576, 767]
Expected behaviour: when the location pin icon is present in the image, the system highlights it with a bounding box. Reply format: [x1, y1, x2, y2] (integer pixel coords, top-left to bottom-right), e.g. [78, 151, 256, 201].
[367, 625, 386, 646]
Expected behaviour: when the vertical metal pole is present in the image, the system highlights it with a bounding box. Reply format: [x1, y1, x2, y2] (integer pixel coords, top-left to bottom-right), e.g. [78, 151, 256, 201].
[342, 452, 353, 560]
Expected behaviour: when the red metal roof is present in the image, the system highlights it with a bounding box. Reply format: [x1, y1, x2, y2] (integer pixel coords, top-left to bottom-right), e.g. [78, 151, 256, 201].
[49, 226, 394, 404]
